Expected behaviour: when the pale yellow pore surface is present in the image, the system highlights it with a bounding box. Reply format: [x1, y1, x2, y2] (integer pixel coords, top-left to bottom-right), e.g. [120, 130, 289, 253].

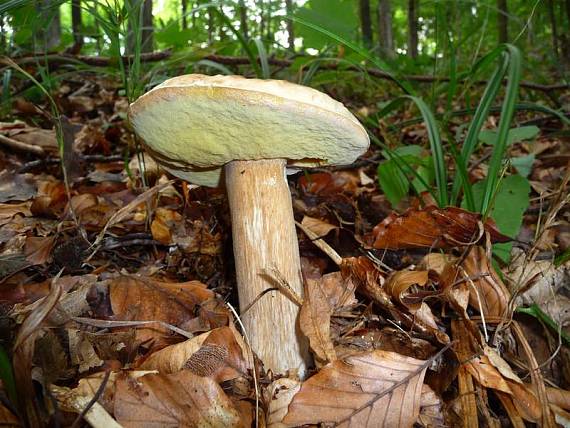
[128, 74, 369, 187]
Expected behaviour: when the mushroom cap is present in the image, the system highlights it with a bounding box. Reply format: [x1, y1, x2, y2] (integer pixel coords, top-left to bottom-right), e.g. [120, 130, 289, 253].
[128, 74, 370, 187]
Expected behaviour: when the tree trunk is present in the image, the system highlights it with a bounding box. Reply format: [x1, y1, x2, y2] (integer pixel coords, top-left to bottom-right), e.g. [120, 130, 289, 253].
[218, 7, 227, 41]
[377, 0, 394, 58]
[285, 0, 295, 51]
[207, 6, 214, 44]
[70, 0, 83, 53]
[238, 0, 248, 39]
[359, 0, 373, 48]
[407, 0, 418, 58]
[126, 0, 153, 54]
[265, 1, 273, 42]
[497, 0, 508, 43]
[141, 0, 153, 53]
[259, 0, 265, 39]
[36, 0, 61, 52]
[547, 0, 559, 59]
[0, 16, 5, 54]
[181, 0, 188, 29]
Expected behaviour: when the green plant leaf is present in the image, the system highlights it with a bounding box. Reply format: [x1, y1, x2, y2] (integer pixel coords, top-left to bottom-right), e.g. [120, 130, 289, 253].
[0, 344, 16, 407]
[295, 0, 357, 50]
[479, 125, 539, 146]
[511, 154, 535, 178]
[465, 174, 530, 262]
[378, 161, 409, 207]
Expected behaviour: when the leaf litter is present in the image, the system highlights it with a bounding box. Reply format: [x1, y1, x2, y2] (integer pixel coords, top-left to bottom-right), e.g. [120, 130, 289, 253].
[0, 72, 568, 428]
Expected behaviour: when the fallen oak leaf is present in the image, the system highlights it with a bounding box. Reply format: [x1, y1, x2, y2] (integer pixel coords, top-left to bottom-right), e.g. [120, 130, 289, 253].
[114, 370, 244, 427]
[280, 347, 448, 428]
[299, 273, 338, 364]
[365, 206, 510, 250]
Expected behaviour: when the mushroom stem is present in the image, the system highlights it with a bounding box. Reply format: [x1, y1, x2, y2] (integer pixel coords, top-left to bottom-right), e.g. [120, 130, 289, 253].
[225, 159, 310, 376]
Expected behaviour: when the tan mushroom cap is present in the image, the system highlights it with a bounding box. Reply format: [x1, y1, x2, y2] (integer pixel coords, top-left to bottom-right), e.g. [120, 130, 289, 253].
[128, 74, 370, 187]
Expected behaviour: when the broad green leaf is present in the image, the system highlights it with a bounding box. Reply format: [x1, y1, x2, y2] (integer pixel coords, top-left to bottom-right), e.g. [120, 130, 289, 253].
[295, 0, 357, 50]
[479, 125, 540, 146]
[381, 145, 423, 159]
[378, 161, 409, 207]
[465, 175, 530, 262]
[511, 154, 535, 178]
[155, 22, 194, 48]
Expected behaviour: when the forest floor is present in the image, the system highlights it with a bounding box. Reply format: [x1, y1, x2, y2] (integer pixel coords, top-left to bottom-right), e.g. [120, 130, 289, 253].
[0, 72, 569, 427]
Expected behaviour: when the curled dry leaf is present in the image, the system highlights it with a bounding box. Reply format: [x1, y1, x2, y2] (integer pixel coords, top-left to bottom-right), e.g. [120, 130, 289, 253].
[385, 270, 439, 330]
[114, 370, 243, 428]
[365, 206, 510, 250]
[462, 246, 510, 318]
[139, 326, 250, 382]
[300, 273, 338, 364]
[280, 350, 429, 428]
[301, 215, 338, 237]
[342, 257, 449, 344]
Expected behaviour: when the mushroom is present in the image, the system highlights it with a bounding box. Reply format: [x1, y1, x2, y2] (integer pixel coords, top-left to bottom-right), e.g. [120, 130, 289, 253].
[128, 74, 369, 376]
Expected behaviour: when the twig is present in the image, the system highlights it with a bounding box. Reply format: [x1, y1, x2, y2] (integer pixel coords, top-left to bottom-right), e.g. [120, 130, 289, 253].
[0, 134, 45, 156]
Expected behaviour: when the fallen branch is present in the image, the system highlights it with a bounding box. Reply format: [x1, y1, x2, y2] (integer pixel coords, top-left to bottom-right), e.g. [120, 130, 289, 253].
[6, 52, 569, 93]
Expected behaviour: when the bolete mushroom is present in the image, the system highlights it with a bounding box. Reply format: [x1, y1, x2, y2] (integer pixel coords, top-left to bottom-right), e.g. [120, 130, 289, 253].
[128, 74, 369, 376]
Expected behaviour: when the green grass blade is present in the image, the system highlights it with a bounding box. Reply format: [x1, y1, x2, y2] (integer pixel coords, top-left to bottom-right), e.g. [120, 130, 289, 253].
[194, 59, 233, 75]
[450, 48, 508, 208]
[289, 15, 414, 94]
[254, 38, 270, 79]
[379, 96, 448, 207]
[481, 44, 522, 215]
[211, 7, 262, 78]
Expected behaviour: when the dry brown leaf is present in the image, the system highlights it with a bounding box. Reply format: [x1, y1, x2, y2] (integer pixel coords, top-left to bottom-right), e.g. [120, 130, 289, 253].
[114, 370, 243, 427]
[451, 321, 478, 428]
[462, 246, 510, 318]
[300, 274, 337, 364]
[150, 207, 181, 244]
[0, 202, 31, 225]
[366, 206, 510, 249]
[24, 235, 56, 265]
[419, 253, 457, 275]
[385, 270, 429, 307]
[506, 380, 542, 422]
[109, 276, 218, 349]
[68, 329, 105, 373]
[465, 354, 512, 394]
[546, 386, 570, 410]
[139, 326, 249, 382]
[483, 345, 522, 384]
[418, 384, 444, 428]
[139, 330, 212, 373]
[0, 402, 19, 426]
[281, 350, 429, 427]
[51, 384, 121, 428]
[266, 378, 302, 427]
[495, 391, 526, 428]
[301, 215, 338, 237]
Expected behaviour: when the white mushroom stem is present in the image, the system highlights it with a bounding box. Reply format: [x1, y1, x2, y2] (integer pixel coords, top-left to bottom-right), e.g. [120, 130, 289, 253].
[225, 159, 310, 376]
